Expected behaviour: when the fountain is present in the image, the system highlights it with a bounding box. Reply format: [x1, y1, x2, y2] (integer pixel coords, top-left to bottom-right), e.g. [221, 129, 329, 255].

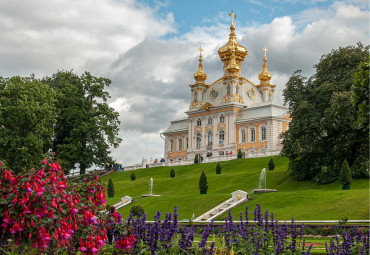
[254, 168, 277, 193]
[142, 178, 161, 197]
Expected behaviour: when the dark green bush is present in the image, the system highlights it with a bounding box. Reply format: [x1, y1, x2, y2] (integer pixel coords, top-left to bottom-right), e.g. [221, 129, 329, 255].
[130, 172, 136, 181]
[170, 168, 175, 178]
[216, 162, 221, 174]
[237, 149, 242, 159]
[130, 205, 145, 216]
[199, 171, 208, 194]
[268, 158, 275, 170]
[194, 154, 199, 164]
[107, 178, 115, 197]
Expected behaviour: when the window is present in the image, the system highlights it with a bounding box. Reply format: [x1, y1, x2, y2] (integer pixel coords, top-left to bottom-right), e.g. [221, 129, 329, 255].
[196, 133, 201, 148]
[194, 91, 198, 101]
[196, 119, 202, 126]
[220, 115, 225, 123]
[241, 129, 246, 143]
[186, 137, 189, 149]
[170, 139, 174, 152]
[207, 117, 212, 125]
[211, 90, 216, 98]
[261, 126, 266, 141]
[227, 85, 231, 95]
[250, 128, 256, 143]
[178, 138, 182, 151]
[236, 85, 239, 94]
[208, 132, 213, 145]
[219, 130, 225, 145]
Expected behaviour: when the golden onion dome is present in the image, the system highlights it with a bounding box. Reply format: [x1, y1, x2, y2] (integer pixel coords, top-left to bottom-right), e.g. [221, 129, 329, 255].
[218, 11, 247, 74]
[258, 46, 272, 83]
[194, 46, 207, 84]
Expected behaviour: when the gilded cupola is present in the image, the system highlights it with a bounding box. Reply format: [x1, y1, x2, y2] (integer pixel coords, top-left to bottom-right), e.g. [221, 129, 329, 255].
[193, 46, 207, 85]
[218, 11, 247, 75]
[258, 46, 272, 85]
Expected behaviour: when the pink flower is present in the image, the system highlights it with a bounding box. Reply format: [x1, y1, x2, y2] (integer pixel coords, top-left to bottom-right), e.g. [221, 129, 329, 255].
[42, 158, 47, 165]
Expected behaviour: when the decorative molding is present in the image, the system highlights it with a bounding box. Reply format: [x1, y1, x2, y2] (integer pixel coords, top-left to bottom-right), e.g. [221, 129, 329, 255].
[248, 88, 256, 99]
[201, 102, 213, 111]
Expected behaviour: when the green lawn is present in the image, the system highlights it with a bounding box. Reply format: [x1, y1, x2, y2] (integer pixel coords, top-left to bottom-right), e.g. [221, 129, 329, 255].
[101, 156, 369, 221]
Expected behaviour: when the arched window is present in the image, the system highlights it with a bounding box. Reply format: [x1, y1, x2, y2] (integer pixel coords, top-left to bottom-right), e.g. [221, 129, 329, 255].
[236, 85, 239, 94]
[196, 133, 201, 148]
[227, 85, 231, 95]
[170, 139, 174, 152]
[178, 137, 182, 151]
[208, 131, 213, 146]
[261, 126, 266, 141]
[185, 137, 189, 149]
[219, 130, 225, 145]
[250, 127, 256, 143]
[194, 91, 198, 101]
[207, 117, 212, 125]
[241, 129, 246, 143]
[220, 115, 225, 123]
[196, 119, 202, 126]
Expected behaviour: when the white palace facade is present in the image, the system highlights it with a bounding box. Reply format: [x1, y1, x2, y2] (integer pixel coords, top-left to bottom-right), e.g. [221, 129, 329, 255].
[161, 12, 290, 164]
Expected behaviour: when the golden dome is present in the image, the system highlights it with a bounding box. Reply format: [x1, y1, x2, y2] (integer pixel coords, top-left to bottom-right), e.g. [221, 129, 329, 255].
[258, 46, 272, 84]
[218, 11, 247, 74]
[194, 46, 207, 84]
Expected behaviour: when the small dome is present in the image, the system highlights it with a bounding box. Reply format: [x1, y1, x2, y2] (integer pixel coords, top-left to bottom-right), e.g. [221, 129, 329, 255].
[194, 46, 207, 85]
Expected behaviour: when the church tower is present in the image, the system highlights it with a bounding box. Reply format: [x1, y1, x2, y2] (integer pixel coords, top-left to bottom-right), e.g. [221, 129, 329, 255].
[258, 47, 276, 101]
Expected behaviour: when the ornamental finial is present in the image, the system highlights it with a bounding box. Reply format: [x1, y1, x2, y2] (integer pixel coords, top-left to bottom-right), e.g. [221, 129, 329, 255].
[229, 11, 236, 25]
[263, 46, 268, 58]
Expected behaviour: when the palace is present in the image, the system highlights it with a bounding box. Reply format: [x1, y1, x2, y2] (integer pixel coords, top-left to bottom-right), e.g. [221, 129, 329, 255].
[161, 12, 290, 163]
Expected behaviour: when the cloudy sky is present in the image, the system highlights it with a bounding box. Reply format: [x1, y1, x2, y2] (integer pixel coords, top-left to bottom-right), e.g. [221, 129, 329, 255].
[0, 0, 368, 166]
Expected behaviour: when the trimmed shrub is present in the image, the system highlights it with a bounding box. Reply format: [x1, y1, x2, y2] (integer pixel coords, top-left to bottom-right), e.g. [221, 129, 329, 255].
[130, 172, 136, 181]
[199, 171, 208, 194]
[340, 159, 352, 187]
[237, 149, 242, 159]
[268, 158, 275, 170]
[194, 154, 199, 164]
[216, 162, 222, 174]
[130, 205, 145, 217]
[170, 168, 175, 178]
[107, 178, 115, 197]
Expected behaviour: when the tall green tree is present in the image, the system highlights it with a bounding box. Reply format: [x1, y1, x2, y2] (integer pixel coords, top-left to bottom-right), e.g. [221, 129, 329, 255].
[281, 44, 369, 182]
[44, 71, 122, 175]
[0, 76, 56, 172]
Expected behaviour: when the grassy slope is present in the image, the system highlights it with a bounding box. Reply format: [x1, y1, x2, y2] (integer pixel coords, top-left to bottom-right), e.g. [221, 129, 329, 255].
[101, 156, 369, 221]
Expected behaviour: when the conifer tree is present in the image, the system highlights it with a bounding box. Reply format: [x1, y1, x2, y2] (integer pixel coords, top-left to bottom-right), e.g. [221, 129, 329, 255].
[216, 163, 222, 174]
[340, 159, 352, 188]
[170, 168, 175, 178]
[199, 171, 208, 194]
[194, 154, 199, 164]
[237, 149, 242, 159]
[130, 172, 136, 181]
[268, 158, 275, 170]
[107, 178, 115, 197]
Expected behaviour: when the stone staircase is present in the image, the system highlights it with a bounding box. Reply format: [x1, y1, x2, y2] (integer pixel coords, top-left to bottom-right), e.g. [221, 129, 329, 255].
[112, 195, 133, 210]
[194, 190, 248, 222]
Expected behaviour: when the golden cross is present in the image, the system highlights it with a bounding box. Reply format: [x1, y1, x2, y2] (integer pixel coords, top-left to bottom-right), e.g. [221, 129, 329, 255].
[199, 46, 203, 56]
[229, 11, 236, 25]
[263, 46, 268, 57]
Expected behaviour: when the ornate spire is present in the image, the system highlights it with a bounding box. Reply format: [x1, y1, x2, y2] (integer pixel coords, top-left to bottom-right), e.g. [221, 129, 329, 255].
[218, 11, 247, 77]
[258, 46, 272, 85]
[194, 46, 207, 85]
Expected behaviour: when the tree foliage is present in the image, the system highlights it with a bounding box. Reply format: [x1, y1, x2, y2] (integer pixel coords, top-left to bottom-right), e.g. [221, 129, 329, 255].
[194, 154, 199, 164]
[44, 71, 122, 175]
[199, 171, 208, 194]
[281, 44, 369, 183]
[108, 178, 115, 197]
[130, 172, 136, 181]
[0, 76, 56, 173]
[352, 57, 369, 129]
[237, 149, 242, 159]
